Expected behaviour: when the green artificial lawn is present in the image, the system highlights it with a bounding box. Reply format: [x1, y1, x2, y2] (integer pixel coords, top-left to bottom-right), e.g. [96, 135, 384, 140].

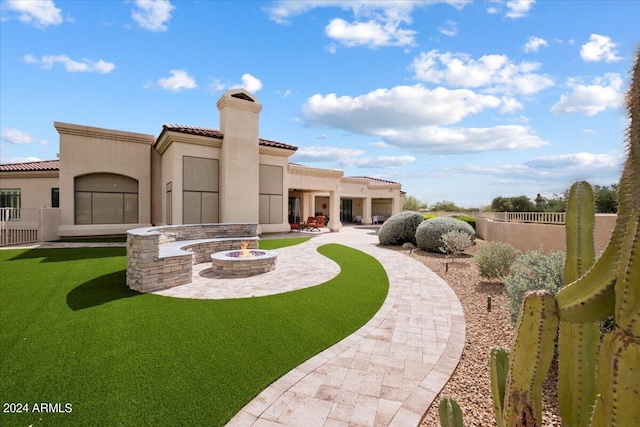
[0, 240, 388, 426]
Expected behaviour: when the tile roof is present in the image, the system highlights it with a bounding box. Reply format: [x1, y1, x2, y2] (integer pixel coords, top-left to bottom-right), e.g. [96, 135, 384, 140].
[161, 124, 298, 151]
[348, 176, 401, 185]
[0, 159, 60, 172]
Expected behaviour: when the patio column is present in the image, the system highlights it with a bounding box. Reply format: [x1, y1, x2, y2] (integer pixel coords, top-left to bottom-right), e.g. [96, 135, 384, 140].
[363, 196, 372, 225]
[308, 193, 316, 220]
[328, 189, 342, 232]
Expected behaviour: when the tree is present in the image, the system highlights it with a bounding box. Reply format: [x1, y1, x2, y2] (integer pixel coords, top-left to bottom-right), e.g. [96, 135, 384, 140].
[511, 195, 535, 212]
[534, 193, 547, 211]
[430, 200, 464, 212]
[593, 184, 618, 213]
[402, 195, 427, 212]
[491, 196, 512, 212]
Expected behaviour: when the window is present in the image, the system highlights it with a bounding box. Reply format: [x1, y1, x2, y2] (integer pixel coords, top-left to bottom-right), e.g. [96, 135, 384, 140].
[182, 157, 219, 224]
[0, 189, 21, 209]
[259, 165, 283, 224]
[74, 174, 138, 224]
[51, 188, 60, 208]
[0, 189, 21, 220]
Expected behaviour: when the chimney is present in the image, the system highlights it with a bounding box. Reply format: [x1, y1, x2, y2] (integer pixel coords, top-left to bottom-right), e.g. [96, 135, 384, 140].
[216, 89, 263, 223]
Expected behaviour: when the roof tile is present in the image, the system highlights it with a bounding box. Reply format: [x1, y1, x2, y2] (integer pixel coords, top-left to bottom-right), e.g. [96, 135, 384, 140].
[162, 124, 297, 151]
[0, 159, 59, 172]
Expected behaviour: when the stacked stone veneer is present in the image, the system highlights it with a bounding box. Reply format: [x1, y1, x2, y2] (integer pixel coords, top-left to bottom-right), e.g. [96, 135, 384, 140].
[210, 251, 277, 277]
[126, 223, 258, 292]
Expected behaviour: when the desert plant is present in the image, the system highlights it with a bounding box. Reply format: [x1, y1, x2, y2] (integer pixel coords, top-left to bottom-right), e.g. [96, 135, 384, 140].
[423, 213, 438, 220]
[474, 241, 521, 280]
[456, 216, 476, 231]
[503, 248, 565, 324]
[415, 217, 475, 253]
[440, 230, 474, 255]
[441, 46, 640, 427]
[377, 211, 424, 246]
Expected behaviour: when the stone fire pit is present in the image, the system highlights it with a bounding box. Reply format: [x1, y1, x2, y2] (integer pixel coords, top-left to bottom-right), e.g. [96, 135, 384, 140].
[210, 249, 278, 277]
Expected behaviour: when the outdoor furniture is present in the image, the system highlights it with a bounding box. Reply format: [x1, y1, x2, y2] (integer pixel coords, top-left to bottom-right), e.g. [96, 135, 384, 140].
[289, 223, 300, 232]
[355, 215, 363, 224]
[306, 216, 325, 232]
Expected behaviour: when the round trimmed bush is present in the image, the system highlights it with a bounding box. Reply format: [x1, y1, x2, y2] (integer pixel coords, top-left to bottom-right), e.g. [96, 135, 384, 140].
[475, 241, 521, 280]
[377, 211, 425, 246]
[415, 217, 475, 253]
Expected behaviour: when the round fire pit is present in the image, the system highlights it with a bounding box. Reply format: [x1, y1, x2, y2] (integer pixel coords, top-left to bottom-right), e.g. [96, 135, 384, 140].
[210, 249, 278, 277]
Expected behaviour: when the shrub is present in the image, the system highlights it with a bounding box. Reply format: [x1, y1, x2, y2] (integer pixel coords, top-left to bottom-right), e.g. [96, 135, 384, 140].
[423, 214, 438, 220]
[503, 248, 565, 324]
[474, 241, 521, 280]
[415, 217, 475, 253]
[456, 216, 476, 231]
[440, 230, 474, 255]
[377, 211, 425, 246]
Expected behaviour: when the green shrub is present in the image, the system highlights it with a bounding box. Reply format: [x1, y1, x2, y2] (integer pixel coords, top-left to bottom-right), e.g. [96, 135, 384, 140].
[440, 230, 474, 255]
[456, 216, 476, 231]
[503, 248, 565, 324]
[423, 214, 438, 220]
[377, 211, 425, 246]
[474, 241, 521, 280]
[415, 217, 475, 253]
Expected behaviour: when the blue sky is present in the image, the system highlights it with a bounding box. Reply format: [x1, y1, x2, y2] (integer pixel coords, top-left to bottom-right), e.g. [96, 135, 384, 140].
[1, 0, 638, 208]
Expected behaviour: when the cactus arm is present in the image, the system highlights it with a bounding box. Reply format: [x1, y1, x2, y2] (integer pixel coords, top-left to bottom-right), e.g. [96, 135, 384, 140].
[490, 347, 509, 427]
[558, 180, 599, 427]
[614, 209, 640, 336]
[439, 398, 464, 427]
[503, 291, 559, 427]
[555, 244, 616, 322]
[590, 330, 640, 427]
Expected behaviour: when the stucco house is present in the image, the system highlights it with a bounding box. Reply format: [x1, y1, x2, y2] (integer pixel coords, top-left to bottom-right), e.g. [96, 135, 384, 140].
[0, 89, 403, 239]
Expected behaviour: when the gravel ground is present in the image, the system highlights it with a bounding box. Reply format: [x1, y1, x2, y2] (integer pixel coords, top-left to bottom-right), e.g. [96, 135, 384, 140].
[388, 240, 562, 427]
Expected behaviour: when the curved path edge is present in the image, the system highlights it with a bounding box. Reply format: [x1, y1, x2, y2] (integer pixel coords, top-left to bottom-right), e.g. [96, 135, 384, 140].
[227, 227, 465, 427]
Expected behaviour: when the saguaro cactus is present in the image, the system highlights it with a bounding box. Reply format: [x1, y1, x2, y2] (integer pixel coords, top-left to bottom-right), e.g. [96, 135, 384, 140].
[558, 181, 599, 427]
[442, 47, 640, 427]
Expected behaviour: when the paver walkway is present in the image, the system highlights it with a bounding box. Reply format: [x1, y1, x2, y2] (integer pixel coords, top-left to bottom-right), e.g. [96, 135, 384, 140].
[221, 227, 465, 427]
[2, 227, 465, 426]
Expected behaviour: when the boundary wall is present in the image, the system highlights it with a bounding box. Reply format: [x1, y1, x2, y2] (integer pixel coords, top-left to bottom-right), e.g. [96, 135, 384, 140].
[475, 214, 616, 253]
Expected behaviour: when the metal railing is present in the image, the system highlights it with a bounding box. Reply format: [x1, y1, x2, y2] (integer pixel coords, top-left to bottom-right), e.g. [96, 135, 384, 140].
[476, 211, 566, 225]
[0, 208, 41, 246]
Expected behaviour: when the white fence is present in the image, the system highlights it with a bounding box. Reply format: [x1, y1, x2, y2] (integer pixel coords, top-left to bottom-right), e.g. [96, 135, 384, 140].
[476, 211, 566, 225]
[0, 208, 41, 246]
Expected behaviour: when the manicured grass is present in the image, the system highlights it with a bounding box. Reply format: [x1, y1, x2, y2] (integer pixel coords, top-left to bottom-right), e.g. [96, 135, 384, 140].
[258, 236, 311, 250]
[55, 236, 127, 243]
[0, 240, 388, 426]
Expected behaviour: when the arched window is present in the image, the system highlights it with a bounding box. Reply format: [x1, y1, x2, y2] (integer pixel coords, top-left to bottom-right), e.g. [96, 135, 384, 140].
[75, 173, 138, 224]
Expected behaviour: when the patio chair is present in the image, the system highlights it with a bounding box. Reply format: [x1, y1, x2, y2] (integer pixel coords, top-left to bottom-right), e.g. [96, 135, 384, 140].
[306, 216, 325, 231]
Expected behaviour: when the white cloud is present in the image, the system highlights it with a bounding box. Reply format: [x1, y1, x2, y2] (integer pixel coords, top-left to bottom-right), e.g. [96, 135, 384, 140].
[240, 74, 263, 93]
[303, 84, 502, 132]
[466, 152, 622, 184]
[293, 146, 365, 162]
[1, 156, 44, 164]
[23, 54, 115, 73]
[550, 73, 624, 116]
[292, 146, 414, 168]
[523, 36, 548, 53]
[152, 69, 197, 91]
[380, 124, 547, 153]
[438, 20, 458, 37]
[324, 17, 416, 48]
[411, 49, 553, 95]
[580, 34, 622, 63]
[583, 129, 595, 134]
[6, 0, 62, 27]
[500, 97, 524, 113]
[524, 152, 620, 170]
[370, 141, 389, 148]
[486, 6, 500, 14]
[131, 0, 175, 32]
[266, 1, 469, 48]
[1, 128, 48, 145]
[302, 84, 547, 154]
[506, 0, 535, 18]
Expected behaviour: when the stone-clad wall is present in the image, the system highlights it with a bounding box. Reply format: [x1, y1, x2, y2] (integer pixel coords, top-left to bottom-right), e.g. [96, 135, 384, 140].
[126, 223, 258, 292]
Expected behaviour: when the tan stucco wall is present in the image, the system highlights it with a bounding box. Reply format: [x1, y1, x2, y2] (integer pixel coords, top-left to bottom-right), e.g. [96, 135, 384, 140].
[260, 150, 292, 233]
[476, 214, 616, 253]
[55, 121, 154, 237]
[0, 172, 59, 208]
[217, 90, 261, 225]
[157, 135, 222, 225]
